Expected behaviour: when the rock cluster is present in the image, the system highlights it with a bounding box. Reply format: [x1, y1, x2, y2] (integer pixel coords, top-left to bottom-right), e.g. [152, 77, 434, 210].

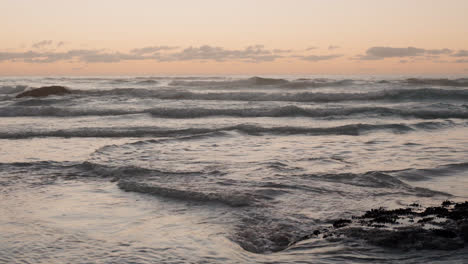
[293, 201, 468, 251]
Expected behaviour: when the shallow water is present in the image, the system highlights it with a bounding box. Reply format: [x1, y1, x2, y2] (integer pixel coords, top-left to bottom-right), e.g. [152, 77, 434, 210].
[1, 76, 467, 263]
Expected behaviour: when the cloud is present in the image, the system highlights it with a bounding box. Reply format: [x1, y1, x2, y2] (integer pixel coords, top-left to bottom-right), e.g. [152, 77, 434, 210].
[156, 45, 282, 62]
[273, 49, 292, 53]
[328, 45, 340, 50]
[32, 40, 53, 49]
[0, 49, 149, 63]
[452, 50, 468, 57]
[2, 43, 461, 65]
[297, 54, 342, 62]
[426, 48, 452, 55]
[306, 46, 318, 51]
[0, 51, 41, 62]
[356, 46, 454, 60]
[0, 45, 287, 63]
[130, 46, 178, 55]
[56, 41, 66, 48]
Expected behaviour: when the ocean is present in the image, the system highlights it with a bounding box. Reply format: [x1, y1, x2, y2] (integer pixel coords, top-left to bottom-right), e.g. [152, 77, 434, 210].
[0, 75, 467, 263]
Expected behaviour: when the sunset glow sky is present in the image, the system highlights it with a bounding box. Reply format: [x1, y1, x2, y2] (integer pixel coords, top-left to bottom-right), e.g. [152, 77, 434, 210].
[1, 0, 468, 75]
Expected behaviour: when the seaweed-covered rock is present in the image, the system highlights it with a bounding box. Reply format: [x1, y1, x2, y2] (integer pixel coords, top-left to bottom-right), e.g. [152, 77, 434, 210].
[291, 201, 468, 251]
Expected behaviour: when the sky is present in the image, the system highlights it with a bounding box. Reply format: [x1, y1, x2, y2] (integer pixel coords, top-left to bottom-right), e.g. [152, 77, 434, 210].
[1, 0, 468, 75]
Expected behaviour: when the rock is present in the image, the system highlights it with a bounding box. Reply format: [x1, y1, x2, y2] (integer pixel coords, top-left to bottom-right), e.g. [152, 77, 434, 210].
[16, 86, 71, 98]
[442, 200, 454, 207]
[333, 219, 352, 228]
[290, 201, 468, 251]
[460, 222, 468, 242]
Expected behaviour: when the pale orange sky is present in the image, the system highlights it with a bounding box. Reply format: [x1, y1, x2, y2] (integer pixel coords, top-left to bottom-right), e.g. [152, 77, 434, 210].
[1, 0, 468, 75]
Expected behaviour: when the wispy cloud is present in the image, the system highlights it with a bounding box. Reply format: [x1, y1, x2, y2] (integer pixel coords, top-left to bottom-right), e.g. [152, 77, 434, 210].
[328, 45, 340, 50]
[273, 49, 293, 53]
[0, 45, 287, 63]
[156, 45, 282, 62]
[2, 43, 463, 65]
[426, 48, 452, 55]
[452, 50, 468, 57]
[56, 41, 66, 48]
[297, 54, 342, 62]
[32, 40, 53, 49]
[355, 46, 453, 60]
[130, 46, 179, 55]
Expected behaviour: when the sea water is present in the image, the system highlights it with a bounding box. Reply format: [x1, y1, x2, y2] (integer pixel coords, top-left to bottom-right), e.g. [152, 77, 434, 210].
[0, 76, 467, 263]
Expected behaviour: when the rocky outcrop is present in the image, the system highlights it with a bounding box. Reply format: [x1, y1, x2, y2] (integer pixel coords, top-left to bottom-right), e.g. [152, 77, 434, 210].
[290, 201, 468, 251]
[16, 86, 71, 98]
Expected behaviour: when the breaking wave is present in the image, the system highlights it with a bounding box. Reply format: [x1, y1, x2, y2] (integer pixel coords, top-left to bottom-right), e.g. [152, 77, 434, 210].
[0, 85, 28, 94]
[77, 88, 468, 102]
[2, 105, 468, 119]
[405, 78, 468, 87]
[0, 106, 144, 117]
[0, 122, 447, 139]
[117, 181, 254, 207]
[147, 106, 468, 119]
[299, 171, 451, 197]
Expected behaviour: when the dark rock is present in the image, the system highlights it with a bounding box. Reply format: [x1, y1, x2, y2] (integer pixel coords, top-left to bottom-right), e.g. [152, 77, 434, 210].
[343, 227, 464, 250]
[421, 206, 449, 217]
[361, 207, 414, 224]
[432, 229, 457, 238]
[418, 217, 434, 223]
[333, 219, 352, 228]
[448, 203, 468, 220]
[16, 86, 71, 98]
[442, 200, 454, 207]
[460, 222, 468, 242]
[270, 234, 292, 248]
[326, 201, 468, 250]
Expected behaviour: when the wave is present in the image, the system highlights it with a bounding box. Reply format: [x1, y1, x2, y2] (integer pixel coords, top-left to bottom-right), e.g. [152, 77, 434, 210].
[117, 180, 254, 207]
[389, 162, 468, 181]
[405, 78, 468, 87]
[169, 76, 289, 87]
[147, 106, 468, 119]
[299, 170, 451, 197]
[169, 76, 352, 88]
[0, 121, 453, 139]
[0, 106, 144, 117]
[77, 88, 468, 102]
[2, 105, 467, 120]
[0, 85, 28, 94]
[136, 79, 158, 85]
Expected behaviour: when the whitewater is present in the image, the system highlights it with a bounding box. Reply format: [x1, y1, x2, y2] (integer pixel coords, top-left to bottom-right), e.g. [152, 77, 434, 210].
[0, 76, 467, 263]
